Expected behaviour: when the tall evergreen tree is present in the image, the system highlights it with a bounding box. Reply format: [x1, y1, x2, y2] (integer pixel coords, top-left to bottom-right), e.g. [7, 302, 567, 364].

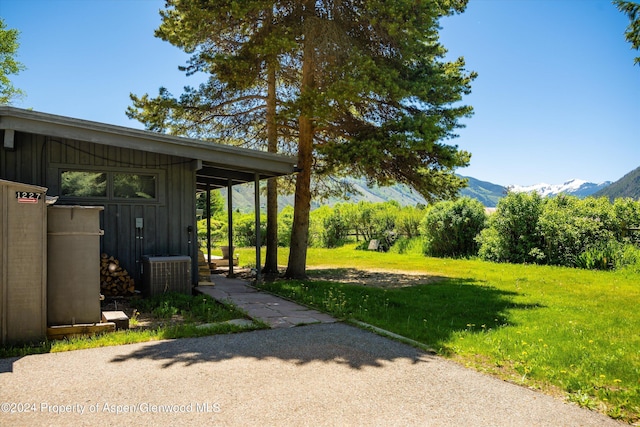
[127, 1, 296, 273]
[127, 0, 476, 279]
[284, 0, 475, 278]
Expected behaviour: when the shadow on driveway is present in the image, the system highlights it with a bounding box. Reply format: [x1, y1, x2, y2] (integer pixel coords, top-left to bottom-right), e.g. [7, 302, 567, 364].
[109, 323, 433, 370]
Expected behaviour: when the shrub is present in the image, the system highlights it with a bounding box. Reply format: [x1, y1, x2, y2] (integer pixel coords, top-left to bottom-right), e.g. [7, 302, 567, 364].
[310, 201, 403, 249]
[613, 198, 640, 245]
[197, 217, 227, 249]
[351, 201, 400, 246]
[617, 244, 640, 271]
[322, 206, 350, 248]
[232, 212, 267, 247]
[477, 193, 640, 269]
[575, 240, 620, 270]
[477, 192, 545, 263]
[538, 196, 617, 267]
[309, 205, 334, 247]
[421, 197, 487, 257]
[396, 205, 425, 239]
[576, 241, 640, 271]
[278, 205, 294, 247]
[388, 236, 423, 255]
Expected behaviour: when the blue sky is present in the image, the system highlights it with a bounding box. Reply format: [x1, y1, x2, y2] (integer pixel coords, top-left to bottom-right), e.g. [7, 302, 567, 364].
[2, 0, 639, 186]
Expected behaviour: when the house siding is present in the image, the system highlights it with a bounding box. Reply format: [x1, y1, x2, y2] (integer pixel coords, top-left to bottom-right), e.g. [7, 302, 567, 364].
[1, 130, 198, 284]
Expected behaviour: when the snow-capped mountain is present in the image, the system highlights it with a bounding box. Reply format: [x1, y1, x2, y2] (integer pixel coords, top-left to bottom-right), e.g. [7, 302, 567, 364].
[509, 179, 611, 198]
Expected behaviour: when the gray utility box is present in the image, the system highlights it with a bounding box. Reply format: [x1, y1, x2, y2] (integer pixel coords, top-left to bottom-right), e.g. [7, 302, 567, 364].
[0, 179, 48, 345]
[141, 255, 191, 297]
[47, 205, 104, 326]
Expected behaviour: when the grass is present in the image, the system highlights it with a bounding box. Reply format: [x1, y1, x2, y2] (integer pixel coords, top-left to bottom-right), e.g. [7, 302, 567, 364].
[0, 293, 264, 358]
[251, 244, 640, 423]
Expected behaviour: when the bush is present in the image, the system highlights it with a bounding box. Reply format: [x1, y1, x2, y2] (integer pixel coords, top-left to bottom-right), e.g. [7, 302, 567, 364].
[477, 193, 640, 269]
[538, 196, 616, 267]
[351, 201, 400, 247]
[477, 192, 545, 263]
[310, 201, 403, 249]
[575, 240, 620, 270]
[421, 197, 487, 257]
[396, 205, 425, 239]
[388, 236, 423, 255]
[576, 241, 640, 271]
[613, 198, 640, 245]
[197, 217, 227, 249]
[309, 205, 333, 247]
[277, 205, 294, 247]
[617, 244, 640, 271]
[233, 212, 267, 247]
[322, 206, 350, 248]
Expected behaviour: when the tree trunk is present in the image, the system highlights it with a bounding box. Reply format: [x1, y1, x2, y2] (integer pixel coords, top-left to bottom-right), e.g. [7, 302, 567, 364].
[263, 57, 279, 275]
[285, 117, 313, 279]
[286, 8, 315, 279]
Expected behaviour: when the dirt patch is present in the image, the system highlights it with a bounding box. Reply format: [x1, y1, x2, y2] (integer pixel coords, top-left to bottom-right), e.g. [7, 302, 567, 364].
[305, 267, 447, 289]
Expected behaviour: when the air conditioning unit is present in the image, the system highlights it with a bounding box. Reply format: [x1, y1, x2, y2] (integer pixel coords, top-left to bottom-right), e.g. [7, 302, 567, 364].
[141, 255, 192, 297]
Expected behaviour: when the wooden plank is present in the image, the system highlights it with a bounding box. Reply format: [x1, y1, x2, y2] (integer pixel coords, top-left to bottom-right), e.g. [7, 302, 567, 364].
[47, 323, 116, 340]
[48, 138, 61, 163]
[117, 204, 132, 272]
[3, 129, 14, 148]
[79, 140, 91, 165]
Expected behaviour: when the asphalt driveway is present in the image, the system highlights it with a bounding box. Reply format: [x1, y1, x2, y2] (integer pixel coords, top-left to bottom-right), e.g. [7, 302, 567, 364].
[0, 323, 621, 426]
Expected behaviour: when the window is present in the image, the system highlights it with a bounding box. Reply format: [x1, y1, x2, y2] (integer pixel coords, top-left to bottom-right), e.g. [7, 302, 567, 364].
[61, 171, 107, 197]
[60, 170, 158, 201]
[114, 173, 156, 199]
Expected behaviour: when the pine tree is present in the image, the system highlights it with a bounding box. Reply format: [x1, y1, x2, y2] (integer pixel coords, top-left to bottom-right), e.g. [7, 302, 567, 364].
[284, 0, 475, 278]
[127, 0, 476, 278]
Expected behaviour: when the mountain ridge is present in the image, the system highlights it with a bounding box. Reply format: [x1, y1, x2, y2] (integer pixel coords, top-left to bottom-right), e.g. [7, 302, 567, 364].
[509, 179, 612, 198]
[594, 166, 640, 200]
[221, 174, 626, 212]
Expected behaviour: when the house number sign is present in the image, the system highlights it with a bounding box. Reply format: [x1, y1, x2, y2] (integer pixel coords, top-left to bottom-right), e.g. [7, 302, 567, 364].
[15, 191, 42, 203]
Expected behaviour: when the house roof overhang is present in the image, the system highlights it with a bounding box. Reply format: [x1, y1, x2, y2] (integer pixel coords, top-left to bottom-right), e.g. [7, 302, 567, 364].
[0, 107, 297, 189]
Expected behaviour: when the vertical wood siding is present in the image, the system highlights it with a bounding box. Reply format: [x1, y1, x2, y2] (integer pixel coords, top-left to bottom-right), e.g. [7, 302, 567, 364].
[0, 131, 198, 284]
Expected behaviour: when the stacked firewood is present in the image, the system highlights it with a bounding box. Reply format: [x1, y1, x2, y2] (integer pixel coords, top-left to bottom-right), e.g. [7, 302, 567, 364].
[100, 253, 135, 296]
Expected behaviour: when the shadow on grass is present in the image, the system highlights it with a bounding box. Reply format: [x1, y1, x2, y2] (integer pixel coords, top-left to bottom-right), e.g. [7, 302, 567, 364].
[105, 270, 543, 370]
[267, 269, 545, 354]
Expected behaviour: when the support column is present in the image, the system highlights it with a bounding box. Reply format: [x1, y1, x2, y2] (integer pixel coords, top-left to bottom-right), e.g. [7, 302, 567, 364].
[227, 178, 234, 278]
[206, 185, 211, 266]
[254, 173, 262, 283]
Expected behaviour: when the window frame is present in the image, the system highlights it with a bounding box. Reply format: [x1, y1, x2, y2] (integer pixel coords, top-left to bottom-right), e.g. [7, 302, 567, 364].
[57, 167, 164, 204]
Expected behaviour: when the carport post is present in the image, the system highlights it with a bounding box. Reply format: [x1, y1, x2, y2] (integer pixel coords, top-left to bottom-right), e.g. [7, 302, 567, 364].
[254, 172, 262, 283]
[227, 178, 234, 278]
[206, 184, 211, 264]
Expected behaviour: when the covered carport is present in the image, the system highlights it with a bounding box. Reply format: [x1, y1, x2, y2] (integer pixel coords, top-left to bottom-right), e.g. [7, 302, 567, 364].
[195, 160, 294, 282]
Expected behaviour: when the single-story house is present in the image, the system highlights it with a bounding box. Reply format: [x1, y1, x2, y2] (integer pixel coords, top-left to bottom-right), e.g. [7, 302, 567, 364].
[0, 106, 297, 285]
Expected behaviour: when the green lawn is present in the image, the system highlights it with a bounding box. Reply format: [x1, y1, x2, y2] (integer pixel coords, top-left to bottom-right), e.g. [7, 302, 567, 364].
[248, 245, 640, 423]
[0, 293, 263, 357]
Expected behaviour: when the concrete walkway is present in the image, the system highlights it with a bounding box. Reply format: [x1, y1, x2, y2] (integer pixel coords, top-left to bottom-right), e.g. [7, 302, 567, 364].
[196, 274, 336, 328]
